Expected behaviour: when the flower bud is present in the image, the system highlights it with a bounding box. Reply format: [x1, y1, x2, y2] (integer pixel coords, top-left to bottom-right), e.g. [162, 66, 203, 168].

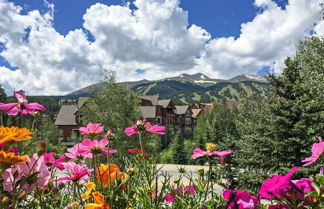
[38, 141, 46, 156]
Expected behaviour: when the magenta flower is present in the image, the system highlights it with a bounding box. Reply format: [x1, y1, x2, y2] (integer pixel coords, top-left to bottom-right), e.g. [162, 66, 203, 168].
[65, 144, 92, 161]
[2, 153, 50, 193]
[259, 167, 300, 199]
[58, 162, 92, 182]
[82, 138, 117, 157]
[0, 90, 46, 116]
[292, 178, 315, 200]
[190, 148, 232, 165]
[302, 136, 324, 167]
[79, 123, 104, 137]
[223, 189, 258, 209]
[43, 152, 66, 170]
[165, 185, 195, 203]
[124, 118, 165, 136]
[0, 142, 19, 155]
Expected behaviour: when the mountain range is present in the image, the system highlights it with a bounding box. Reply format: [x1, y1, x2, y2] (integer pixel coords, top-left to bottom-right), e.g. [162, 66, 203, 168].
[66, 73, 270, 104]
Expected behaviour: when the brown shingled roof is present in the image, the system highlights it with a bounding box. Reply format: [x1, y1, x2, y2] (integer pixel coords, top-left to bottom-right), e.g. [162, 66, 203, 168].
[175, 105, 189, 115]
[140, 106, 156, 118]
[158, 99, 171, 108]
[140, 96, 158, 105]
[192, 109, 202, 118]
[54, 105, 78, 125]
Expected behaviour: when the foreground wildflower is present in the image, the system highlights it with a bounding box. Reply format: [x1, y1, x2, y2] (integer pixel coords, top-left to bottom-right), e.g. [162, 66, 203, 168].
[293, 178, 315, 199]
[43, 152, 66, 170]
[165, 186, 196, 203]
[103, 130, 115, 141]
[65, 144, 92, 161]
[81, 182, 96, 200]
[96, 164, 128, 187]
[302, 136, 324, 166]
[79, 123, 104, 137]
[124, 118, 165, 136]
[223, 189, 258, 209]
[85, 191, 110, 209]
[259, 167, 299, 198]
[0, 126, 32, 144]
[0, 90, 46, 115]
[58, 162, 93, 182]
[128, 148, 149, 158]
[2, 153, 50, 193]
[0, 150, 28, 165]
[190, 143, 232, 165]
[0, 142, 19, 155]
[82, 139, 117, 157]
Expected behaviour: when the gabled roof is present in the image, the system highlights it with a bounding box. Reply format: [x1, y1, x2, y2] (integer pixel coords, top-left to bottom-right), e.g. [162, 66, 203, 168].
[54, 105, 78, 125]
[140, 106, 156, 118]
[192, 109, 202, 118]
[175, 105, 189, 115]
[158, 99, 171, 108]
[140, 96, 158, 105]
[78, 97, 89, 109]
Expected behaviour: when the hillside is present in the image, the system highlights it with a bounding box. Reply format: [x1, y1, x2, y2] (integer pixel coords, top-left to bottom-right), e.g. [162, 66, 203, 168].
[65, 73, 270, 103]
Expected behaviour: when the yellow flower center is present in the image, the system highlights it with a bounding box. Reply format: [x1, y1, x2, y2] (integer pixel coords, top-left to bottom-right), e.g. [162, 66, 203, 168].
[205, 143, 216, 152]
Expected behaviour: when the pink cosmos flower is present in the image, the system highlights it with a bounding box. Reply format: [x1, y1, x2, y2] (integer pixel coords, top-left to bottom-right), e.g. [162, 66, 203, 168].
[81, 138, 117, 157]
[259, 167, 299, 199]
[43, 152, 66, 170]
[0, 90, 46, 116]
[0, 142, 19, 155]
[223, 189, 258, 209]
[128, 148, 149, 158]
[65, 144, 92, 161]
[165, 185, 195, 203]
[2, 153, 50, 193]
[103, 130, 115, 141]
[124, 118, 165, 136]
[79, 123, 104, 137]
[292, 178, 315, 200]
[190, 148, 233, 165]
[58, 162, 92, 182]
[302, 136, 324, 167]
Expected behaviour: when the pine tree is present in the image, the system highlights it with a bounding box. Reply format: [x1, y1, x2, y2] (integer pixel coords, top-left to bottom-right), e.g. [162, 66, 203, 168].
[267, 36, 324, 172]
[171, 133, 188, 164]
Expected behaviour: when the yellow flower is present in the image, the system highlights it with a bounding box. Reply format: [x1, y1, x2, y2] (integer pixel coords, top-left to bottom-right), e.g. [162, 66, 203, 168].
[0, 126, 32, 144]
[0, 151, 28, 165]
[205, 143, 216, 152]
[85, 192, 110, 209]
[81, 182, 96, 200]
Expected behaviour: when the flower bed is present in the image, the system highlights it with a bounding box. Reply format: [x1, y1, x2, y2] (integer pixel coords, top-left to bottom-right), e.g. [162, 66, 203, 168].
[0, 91, 323, 208]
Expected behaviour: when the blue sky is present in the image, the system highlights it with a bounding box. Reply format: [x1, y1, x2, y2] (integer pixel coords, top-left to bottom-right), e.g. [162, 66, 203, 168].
[9, 0, 288, 37]
[0, 0, 322, 95]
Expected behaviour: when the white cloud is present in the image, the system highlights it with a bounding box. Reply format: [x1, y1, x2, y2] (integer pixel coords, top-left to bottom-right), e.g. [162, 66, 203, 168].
[0, 0, 323, 95]
[195, 0, 323, 78]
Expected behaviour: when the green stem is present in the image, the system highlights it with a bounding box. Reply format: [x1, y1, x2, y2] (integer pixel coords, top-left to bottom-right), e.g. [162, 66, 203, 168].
[139, 133, 143, 153]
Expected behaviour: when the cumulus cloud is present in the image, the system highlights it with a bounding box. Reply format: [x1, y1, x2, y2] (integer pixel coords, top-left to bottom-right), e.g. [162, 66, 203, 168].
[195, 0, 323, 78]
[0, 0, 323, 95]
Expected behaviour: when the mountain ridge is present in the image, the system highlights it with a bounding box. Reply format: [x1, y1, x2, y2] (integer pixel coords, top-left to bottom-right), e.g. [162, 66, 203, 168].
[66, 73, 270, 104]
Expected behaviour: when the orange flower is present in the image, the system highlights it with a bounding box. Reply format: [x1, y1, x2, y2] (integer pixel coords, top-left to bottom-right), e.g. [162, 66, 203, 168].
[0, 151, 28, 165]
[85, 192, 110, 209]
[96, 164, 120, 187]
[0, 126, 32, 144]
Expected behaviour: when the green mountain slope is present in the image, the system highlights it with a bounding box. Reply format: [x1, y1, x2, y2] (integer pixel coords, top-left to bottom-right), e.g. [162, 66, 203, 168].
[65, 73, 270, 103]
